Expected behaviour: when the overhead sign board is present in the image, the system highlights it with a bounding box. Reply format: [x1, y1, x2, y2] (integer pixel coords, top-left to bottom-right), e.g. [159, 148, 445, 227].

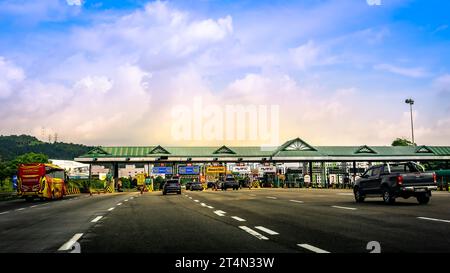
[232, 166, 251, 174]
[179, 166, 200, 175]
[258, 166, 276, 174]
[206, 166, 226, 173]
[152, 167, 173, 174]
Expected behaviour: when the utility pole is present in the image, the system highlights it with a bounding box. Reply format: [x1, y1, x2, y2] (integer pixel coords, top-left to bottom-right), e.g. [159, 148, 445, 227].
[405, 98, 415, 146]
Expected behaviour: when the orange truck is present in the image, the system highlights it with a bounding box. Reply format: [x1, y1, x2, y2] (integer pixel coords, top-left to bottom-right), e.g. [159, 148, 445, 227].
[18, 163, 67, 201]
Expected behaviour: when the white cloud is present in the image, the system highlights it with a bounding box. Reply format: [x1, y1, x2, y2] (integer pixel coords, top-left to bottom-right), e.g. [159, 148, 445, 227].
[433, 74, 450, 92]
[0, 57, 25, 99]
[66, 0, 83, 6]
[289, 41, 320, 70]
[374, 63, 429, 78]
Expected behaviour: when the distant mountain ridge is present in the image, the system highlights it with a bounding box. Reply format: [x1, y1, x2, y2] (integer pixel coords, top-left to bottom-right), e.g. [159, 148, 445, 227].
[0, 135, 93, 161]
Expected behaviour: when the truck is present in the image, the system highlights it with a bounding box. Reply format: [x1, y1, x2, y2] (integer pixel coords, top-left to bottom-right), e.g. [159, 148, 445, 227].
[353, 162, 437, 205]
[18, 163, 67, 201]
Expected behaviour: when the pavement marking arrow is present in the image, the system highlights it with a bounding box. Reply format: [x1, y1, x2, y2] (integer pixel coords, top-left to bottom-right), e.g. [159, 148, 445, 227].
[58, 233, 84, 251]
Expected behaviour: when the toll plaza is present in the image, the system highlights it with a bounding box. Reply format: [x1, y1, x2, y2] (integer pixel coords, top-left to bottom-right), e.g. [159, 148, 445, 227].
[74, 137, 450, 192]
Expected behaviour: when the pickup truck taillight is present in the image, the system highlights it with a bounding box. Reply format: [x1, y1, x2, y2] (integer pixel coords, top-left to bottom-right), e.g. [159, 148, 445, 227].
[433, 173, 437, 184]
[397, 175, 403, 185]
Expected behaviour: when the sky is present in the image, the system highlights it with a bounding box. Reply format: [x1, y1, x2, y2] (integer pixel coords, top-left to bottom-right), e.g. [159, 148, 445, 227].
[0, 0, 449, 147]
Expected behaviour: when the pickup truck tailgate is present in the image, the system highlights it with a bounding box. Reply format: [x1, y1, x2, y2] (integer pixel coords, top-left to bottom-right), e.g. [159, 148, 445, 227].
[401, 172, 435, 186]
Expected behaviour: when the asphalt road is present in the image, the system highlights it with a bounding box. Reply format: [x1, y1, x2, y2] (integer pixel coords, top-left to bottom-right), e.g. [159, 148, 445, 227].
[0, 189, 449, 253]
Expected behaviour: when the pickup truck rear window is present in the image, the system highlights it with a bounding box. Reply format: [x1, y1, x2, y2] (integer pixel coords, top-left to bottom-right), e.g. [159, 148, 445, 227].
[390, 163, 422, 173]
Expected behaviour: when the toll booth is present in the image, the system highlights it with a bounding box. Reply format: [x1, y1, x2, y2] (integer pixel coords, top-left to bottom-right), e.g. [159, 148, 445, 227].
[285, 168, 304, 188]
[232, 165, 251, 188]
[258, 165, 277, 187]
[205, 165, 226, 188]
[178, 165, 201, 187]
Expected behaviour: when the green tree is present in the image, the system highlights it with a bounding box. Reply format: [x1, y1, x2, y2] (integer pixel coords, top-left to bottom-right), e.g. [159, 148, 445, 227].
[391, 138, 414, 146]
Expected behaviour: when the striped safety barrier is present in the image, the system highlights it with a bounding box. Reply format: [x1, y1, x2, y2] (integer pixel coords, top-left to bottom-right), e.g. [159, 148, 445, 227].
[105, 186, 114, 193]
[66, 187, 81, 195]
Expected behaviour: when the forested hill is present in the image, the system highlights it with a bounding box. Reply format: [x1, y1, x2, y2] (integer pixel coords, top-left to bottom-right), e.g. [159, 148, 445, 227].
[0, 135, 93, 161]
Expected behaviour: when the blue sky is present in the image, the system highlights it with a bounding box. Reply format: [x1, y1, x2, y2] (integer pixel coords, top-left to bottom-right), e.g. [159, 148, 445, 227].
[0, 0, 449, 146]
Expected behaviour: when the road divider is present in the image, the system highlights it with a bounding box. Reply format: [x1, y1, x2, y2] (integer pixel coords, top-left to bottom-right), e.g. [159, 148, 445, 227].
[239, 226, 269, 240]
[255, 226, 279, 235]
[331, 205, 357, 211]
[417, 217, 450, 223]
[58, 233, 83, 251]
[297, 244, 330, 253]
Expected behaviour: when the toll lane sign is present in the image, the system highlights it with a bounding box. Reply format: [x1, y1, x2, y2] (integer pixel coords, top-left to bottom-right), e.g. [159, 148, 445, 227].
[206, 166, 226, 173]
[152, 167, 173, 174]
[179, 166, 200, 175]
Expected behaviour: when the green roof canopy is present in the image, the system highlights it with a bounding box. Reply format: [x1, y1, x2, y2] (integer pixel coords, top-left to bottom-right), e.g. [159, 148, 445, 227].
[75, 138, 450, 163]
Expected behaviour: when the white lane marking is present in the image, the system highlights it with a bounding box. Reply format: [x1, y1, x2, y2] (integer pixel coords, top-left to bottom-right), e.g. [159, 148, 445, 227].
[124, 199, 129, 202]
[0, 211, 10, 215]
[16, 208, 25, 211]
[200, 203, 207, 207]
[255, 226, 279, 235]
[194, 200, 199, 203]
[117, 203, 122, 206]
[91, 216, 103, 223]
[30, 205, 39, 208]
[207, 205, 214, 209]
[266, 196, 277, 199]
[231, 216, 246, 222]
[239, 226, 269, 240]
[130, 197, 134, 200]
[58, 233, 84, 251]
[331, 205, 357, 211]
[297, 244, 330, 253]
[417, 217, 450, 223]
[108, 207, 115, 211]
[214, 210, 226, 216]
[189, 197, 193, 199]
[289, 200, 304, 203]
[337, 193, 353, 196]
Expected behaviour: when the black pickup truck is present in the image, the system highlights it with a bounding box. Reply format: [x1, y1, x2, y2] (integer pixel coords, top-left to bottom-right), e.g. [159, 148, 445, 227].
[354, 162, 437, 204]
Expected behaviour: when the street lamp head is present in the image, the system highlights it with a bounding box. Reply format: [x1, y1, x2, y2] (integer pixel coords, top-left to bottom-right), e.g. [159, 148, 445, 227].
[405, 98, 415, 105]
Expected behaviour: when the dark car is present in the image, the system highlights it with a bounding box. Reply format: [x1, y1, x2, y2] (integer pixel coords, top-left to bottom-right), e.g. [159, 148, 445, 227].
[221, 176, 239, 190]
[162, 179, 181, 195]
[185, 181, 193, 190]
[353, 162, 437, 204]
[190, 182, 204, 191]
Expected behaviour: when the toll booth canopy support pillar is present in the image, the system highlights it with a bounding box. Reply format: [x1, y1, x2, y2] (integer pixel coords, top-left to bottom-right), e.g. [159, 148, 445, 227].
[353, 161, 357, 183]
[88, 163, 92, 183]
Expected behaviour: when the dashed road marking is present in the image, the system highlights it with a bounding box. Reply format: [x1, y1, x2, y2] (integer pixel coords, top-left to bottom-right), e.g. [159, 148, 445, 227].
[30, 205, 39, 208]
[58, 233, 83, 251]
[289, 200, 304, 203]
[0, 211, 10, 215]
[231, 216, 246, 222]
[206, 205, 214, 209]
[239, 226, 269, 240]
[108, 207, 115, 211]
[117, 203, 122, 206]
[331, 205, 357, 211]
[189, 197, 193, 199]
[266, 196, 277, 199]
[417, 217, 450, 223]
[337, 193, 353, 196]
[194, 200, 199, 203]
[297, 244, 330, 253]
[200, 203, 207, 207]
[255, 226, 279, 235]
[124, 199, 129, 202]
[16, 208, 25, 211]
[91, 216, 103, 223]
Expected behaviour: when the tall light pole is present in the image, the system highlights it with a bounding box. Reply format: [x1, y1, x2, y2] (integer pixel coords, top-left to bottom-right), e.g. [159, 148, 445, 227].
[405, 98, 415, 146]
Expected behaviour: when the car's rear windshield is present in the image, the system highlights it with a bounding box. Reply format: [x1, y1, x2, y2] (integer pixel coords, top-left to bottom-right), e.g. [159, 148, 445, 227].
[166, 180, 179, 184]
[389, 163, 423, 173]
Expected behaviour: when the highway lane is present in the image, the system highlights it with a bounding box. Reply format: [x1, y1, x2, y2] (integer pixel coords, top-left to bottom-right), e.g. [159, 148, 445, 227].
[1, 189, 449, 253]
[0, 192, 140, 253]
[183, 189, 450, 253]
